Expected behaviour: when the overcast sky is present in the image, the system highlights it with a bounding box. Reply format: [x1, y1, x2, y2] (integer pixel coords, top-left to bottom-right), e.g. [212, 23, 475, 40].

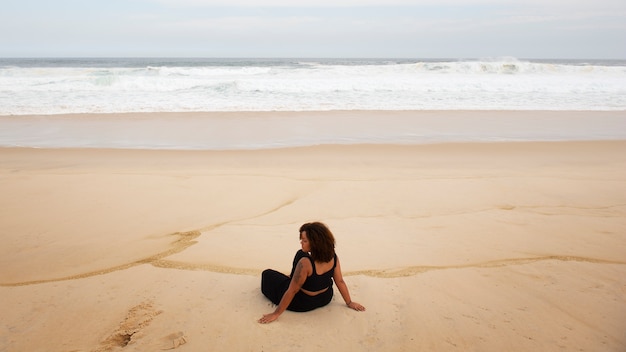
[2, 0, 625, 58]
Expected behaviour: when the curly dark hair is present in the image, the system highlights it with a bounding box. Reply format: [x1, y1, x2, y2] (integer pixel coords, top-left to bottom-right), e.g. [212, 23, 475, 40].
[299, 222, 336, 262]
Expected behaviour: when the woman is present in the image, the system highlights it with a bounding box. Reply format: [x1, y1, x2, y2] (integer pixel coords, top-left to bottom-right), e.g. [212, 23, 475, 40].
[259, 222, 365, 324]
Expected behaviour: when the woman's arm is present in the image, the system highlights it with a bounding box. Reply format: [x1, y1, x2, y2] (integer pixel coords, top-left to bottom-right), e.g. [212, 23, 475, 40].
[258, 258, 311, 324]
[334, 256, 366, 311]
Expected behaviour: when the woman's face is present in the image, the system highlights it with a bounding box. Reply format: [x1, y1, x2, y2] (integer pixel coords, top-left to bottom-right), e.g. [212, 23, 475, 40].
[300, 231, 311, 253]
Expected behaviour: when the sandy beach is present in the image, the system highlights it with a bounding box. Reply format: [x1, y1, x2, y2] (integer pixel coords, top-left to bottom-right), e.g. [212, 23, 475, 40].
[1, 137, 625, 351]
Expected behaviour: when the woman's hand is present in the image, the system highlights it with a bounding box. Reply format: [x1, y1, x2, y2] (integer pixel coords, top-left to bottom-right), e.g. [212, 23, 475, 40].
[347, 301, 366, 311]
[258, 259, 310, 324]
[258, 312, 280, 324]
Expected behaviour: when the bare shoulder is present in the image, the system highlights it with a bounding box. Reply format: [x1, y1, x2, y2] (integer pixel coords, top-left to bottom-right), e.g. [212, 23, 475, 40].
[296, 257, 313, 274]
[290, 257, 311, 285]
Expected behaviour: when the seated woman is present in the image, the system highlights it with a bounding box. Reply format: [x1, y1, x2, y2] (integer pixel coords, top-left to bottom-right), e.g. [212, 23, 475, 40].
[259, 222, 365, 324]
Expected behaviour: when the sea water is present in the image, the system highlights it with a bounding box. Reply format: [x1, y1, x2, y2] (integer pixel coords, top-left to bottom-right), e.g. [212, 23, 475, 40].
[1, 57, 625, 115]
[0, 58, 625, 149]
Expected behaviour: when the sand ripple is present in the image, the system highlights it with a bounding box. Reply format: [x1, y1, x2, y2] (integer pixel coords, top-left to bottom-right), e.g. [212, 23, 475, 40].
[2, 225, 624, 286]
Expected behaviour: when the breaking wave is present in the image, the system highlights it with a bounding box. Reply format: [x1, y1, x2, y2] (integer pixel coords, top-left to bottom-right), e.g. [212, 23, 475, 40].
[1, 58, 625, 114]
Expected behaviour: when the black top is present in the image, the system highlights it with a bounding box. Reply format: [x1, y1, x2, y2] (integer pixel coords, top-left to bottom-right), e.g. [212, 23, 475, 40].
[289, 250, 336, 292]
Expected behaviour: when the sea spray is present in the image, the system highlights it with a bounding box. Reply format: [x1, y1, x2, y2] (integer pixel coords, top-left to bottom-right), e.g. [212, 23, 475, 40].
[1, 58, 625, 115]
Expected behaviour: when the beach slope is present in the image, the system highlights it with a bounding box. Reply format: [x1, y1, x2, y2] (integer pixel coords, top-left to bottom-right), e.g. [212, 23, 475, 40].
[1, 141, 625, 351]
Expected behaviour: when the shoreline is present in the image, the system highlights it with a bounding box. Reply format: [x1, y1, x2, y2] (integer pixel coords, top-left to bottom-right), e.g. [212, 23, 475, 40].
[3, 108, 626, 116]
[2, 139, 625, 171]
[1, 110, 625, 150]
[1, 138, 625, 350]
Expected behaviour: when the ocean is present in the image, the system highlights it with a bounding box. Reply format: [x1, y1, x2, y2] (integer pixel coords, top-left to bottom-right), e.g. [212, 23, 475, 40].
[0, 58, 625, 149]
[1, 57, 625, 114]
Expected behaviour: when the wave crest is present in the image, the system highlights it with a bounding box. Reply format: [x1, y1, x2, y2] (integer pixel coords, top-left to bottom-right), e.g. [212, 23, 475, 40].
[1, 58, 625, 114]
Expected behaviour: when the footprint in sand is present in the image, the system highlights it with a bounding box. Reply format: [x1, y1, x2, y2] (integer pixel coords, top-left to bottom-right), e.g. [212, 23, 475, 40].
[94, 301, 163, 352]
[161, 331, 188, 350]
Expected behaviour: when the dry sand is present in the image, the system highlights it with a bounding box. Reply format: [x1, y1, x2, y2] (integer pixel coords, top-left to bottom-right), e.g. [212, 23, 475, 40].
[1, 141, 625, 351]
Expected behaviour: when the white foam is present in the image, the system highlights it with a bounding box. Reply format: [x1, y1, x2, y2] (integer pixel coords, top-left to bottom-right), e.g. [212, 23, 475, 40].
[1, 59, 625, 115]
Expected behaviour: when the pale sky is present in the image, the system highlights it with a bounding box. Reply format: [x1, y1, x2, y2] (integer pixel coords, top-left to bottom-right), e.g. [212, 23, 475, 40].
[2, 0, 625, 58]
